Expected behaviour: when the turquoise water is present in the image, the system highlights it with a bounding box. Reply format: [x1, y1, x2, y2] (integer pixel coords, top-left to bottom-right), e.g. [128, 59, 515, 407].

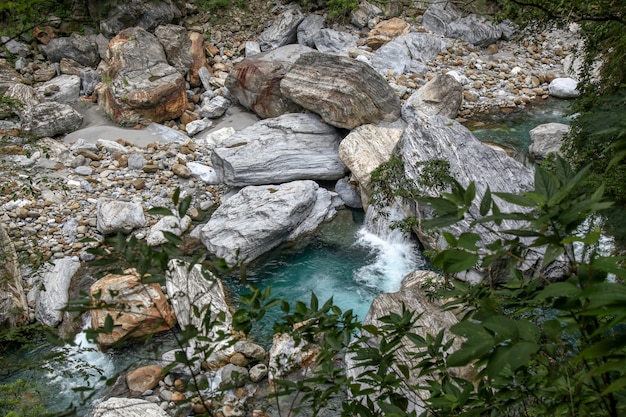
[226, 209, 424, 340]
[1, 321, 178, 415]
[1, 209, 422, 414]
[1, 99, 572, 414]
[469, 99, 572, 152]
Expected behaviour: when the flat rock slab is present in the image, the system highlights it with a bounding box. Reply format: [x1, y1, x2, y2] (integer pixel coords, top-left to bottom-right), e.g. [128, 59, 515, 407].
[280, 52, 401, 129]
[211, 112, 346, 186]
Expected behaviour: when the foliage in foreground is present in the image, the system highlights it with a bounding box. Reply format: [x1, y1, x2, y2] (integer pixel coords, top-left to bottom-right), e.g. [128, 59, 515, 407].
[48, 156, 626, 417]
[0, 379, 52, 417]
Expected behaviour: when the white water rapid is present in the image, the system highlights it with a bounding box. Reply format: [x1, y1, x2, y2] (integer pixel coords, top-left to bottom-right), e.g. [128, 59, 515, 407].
[355, 201, 424, 295]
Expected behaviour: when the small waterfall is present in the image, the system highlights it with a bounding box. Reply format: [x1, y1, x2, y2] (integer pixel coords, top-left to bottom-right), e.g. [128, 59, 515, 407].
[354, 201, 423, 294]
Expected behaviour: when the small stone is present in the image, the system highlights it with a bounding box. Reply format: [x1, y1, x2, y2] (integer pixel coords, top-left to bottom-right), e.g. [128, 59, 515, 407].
[126, 365, 165, 393]
[131, 179, 145, 190]
[192, 397, 213, 414]
[249, 363, 268, 383]
[170, 391, 186, 402]
[486, 43, 499, 55]
[172, 163, 191, 179]
[74, 165, 93, 176]
[160, 389, 173, 402]
[229, 352, 248, 367]
[143, 164, 159, 173]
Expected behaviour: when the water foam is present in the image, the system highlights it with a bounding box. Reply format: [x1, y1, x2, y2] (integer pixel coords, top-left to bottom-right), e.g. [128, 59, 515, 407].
[45, 316, 115, 399]
[355, 227, 421, 294]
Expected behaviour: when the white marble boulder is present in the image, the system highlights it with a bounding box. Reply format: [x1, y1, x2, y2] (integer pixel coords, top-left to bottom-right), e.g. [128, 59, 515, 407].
[199, 180, 338, 266]
[211, 112, 347, 186]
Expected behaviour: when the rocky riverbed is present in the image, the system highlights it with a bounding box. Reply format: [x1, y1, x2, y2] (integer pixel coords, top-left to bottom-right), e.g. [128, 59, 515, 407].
[0, 0, 582, 415]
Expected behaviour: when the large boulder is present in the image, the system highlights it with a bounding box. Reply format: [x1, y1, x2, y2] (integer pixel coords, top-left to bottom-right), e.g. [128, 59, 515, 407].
[365, 17, 411, 50]
[211, 112, 347, 186]
[388, 112, 558, 282]
[258, 4, 305, 51]
[313, 29, 358, 56]
[90, 269, 176, 347]
[126, 365, 165, 393]
[155, 24, 193, 77]
[95, 27, 187, 126]
[146, 214, 191, 246]
[35, 75, 82, 104]
[402, 73, 464, 120]
[280, 52, 401, 129]
[225, 44, 313, 119]
[422, 4, 505, 47]
[93, 0, 183, 38]
[350, 1, 383, 28]
[166, 260, 233, 352]
[199, 180, 337, 266]
[396, 112, 534, 249]
[92, 397, 171, 417]
[0, 62, 20, 95]
[20, 102, 83, 138]
[40, 34, 100, 67]
[0, 224, 29, 329]
[529, 122, 569, 162]
[371, 32, 447, 76]
[187, 31, 209, 88]
[338, 123, 404, 208]
[346, 270, 464, 415]
[34, 257, 81, 327]
[297, 13, 326, 47]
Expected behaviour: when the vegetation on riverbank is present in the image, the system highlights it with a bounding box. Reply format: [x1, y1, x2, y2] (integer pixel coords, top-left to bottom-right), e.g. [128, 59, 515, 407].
[1, 0, 625, 416]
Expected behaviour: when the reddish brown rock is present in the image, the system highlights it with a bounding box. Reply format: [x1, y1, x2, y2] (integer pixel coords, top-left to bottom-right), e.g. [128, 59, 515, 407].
[365, 17, 411, 50]
[96, 27, 187, 126]
[225, 44, 313, 119]
[188, 31, 209, 88]
[126, 365, 164, 393]
[90, 269, 176, 347]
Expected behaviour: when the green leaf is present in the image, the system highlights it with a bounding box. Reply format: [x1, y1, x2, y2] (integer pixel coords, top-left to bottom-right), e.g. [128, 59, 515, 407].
[561, 227, 601, 245]
[464, 181, 476, 206]
[493, 192, 537, 207]
[577, 335, 626, 361]
[417, 195, 460, 215]
[446, 336, 494, 367]
[178, 195, 192, 218]
[479, 186, 492, 216]
[542, 319, 563, 342]
[147, 207, 173, 216]
[487, 341, 539, 381]
[591, 256, 626, 278]
[432, 249, 479, 273]
[534, 165, 559, 200]
[162, 231, 183, 246]
[542, 244, 565, 268]
[103, 314, 114, 333]
[310, 292, 319, 312]
[443, 231, 458, 247]
[602, 376, 626, 395]
[536, 282, 582, 300]
[377, 401, 406, 415]
[172, 187, 180, 206]
[582, 282, 626, 308]
[482, 315, 518, 341]
[457, 233, 481, 251]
